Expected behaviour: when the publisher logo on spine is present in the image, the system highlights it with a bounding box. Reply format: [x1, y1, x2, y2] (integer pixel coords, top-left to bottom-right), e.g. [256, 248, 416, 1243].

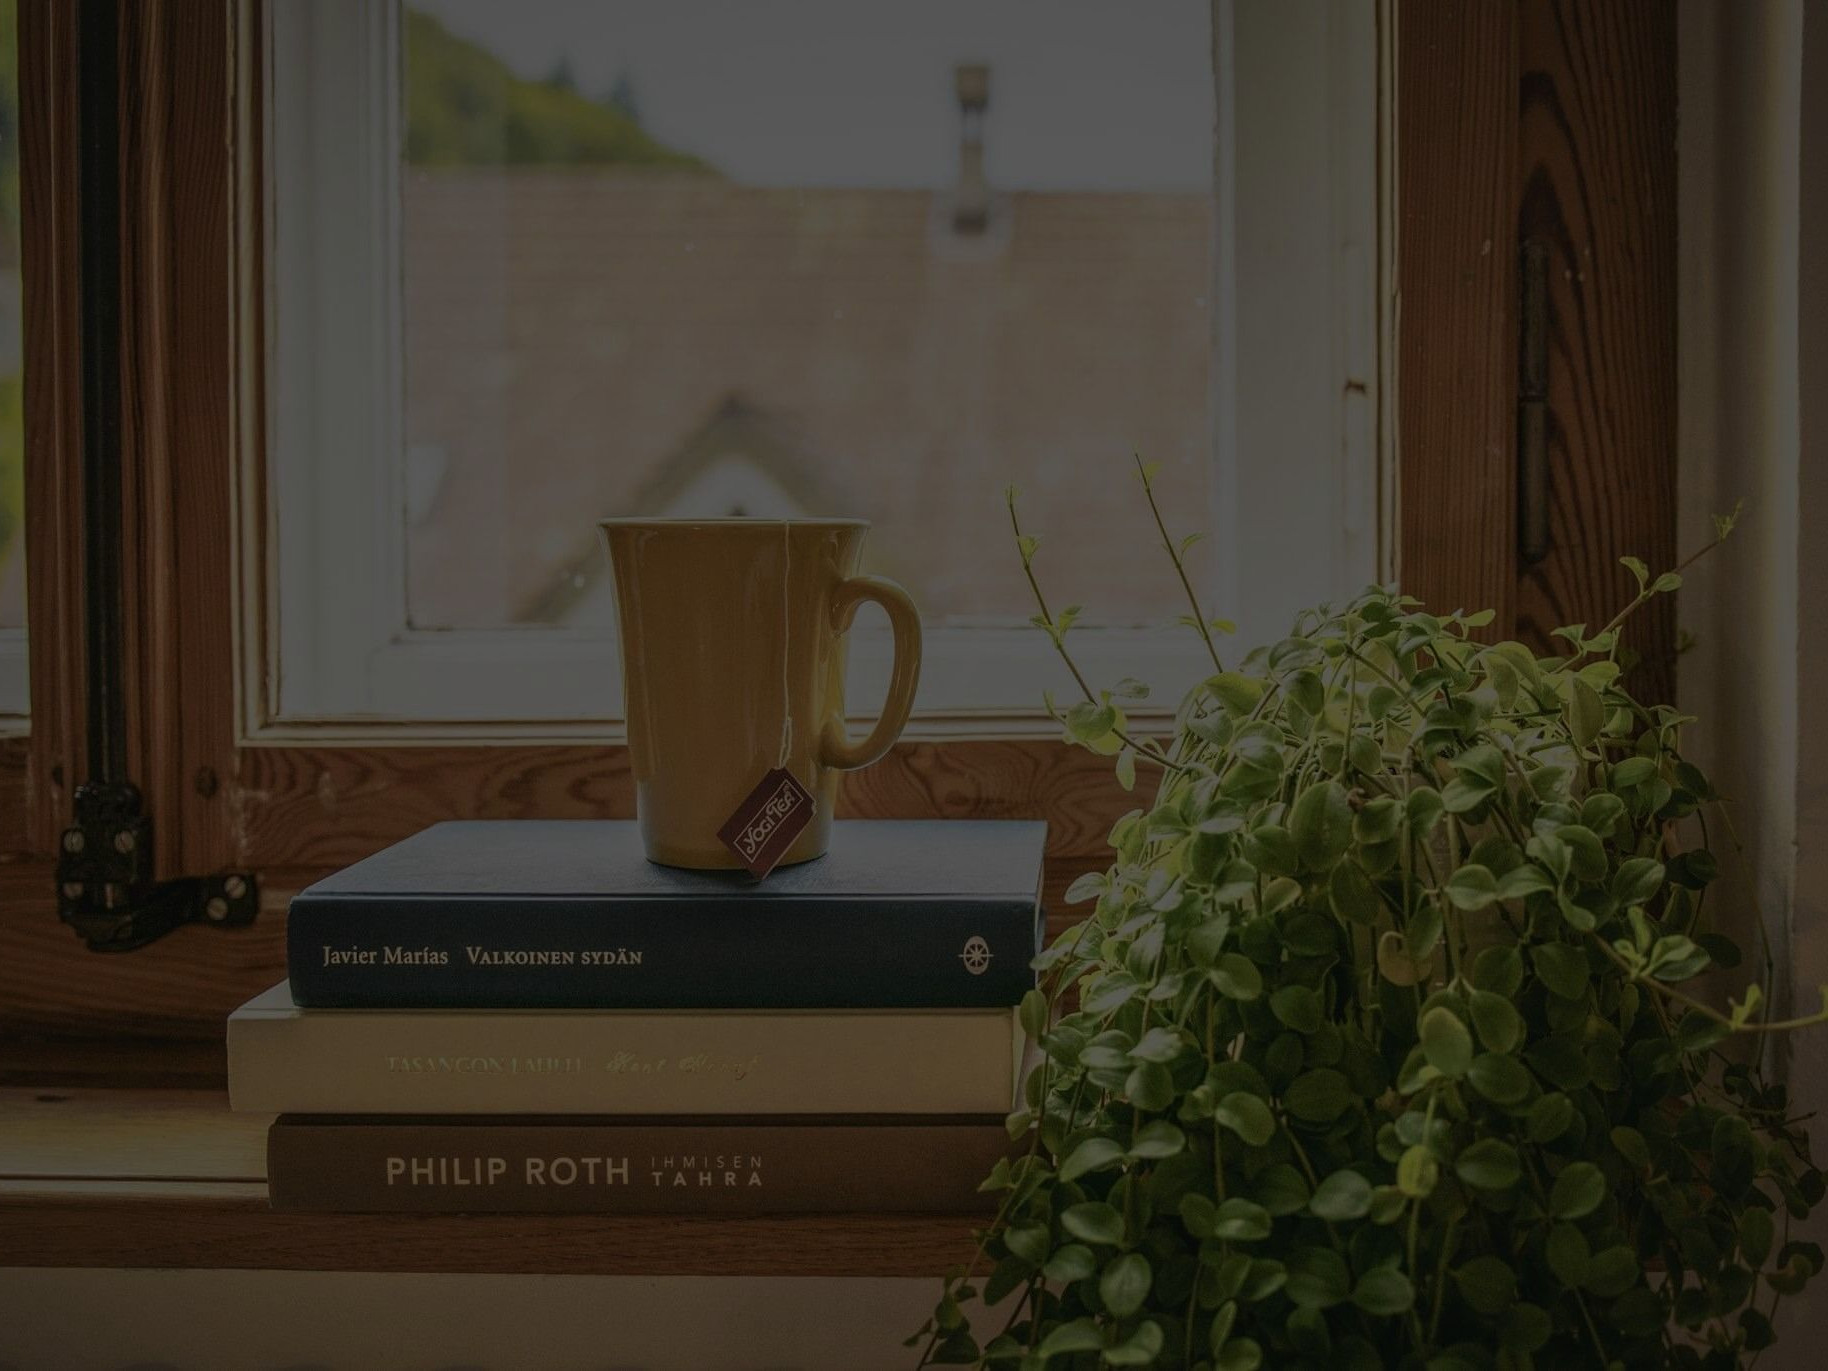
[959, 936, 992, 975]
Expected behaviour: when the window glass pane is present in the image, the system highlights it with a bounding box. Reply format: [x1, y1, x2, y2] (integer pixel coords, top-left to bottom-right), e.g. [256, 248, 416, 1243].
[0, 0, 24, 635]
[400, 0, 1214, 633]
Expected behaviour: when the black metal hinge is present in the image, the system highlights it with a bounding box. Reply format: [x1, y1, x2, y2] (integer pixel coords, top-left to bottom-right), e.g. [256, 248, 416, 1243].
[56, 782, 258, 952]
[1518, 239, 1552, 568]
[57, 0, 257, 952]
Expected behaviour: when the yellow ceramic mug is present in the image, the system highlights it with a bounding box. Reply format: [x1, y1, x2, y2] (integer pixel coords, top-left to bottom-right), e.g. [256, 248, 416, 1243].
[598, 518, 922, 869]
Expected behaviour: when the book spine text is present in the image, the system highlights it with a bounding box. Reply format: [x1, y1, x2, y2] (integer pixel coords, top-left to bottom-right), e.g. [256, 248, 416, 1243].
[229, 1007, 1019, 1115]
[286, 896, 1039, 1010]
[267, 1117, 1009, 1213]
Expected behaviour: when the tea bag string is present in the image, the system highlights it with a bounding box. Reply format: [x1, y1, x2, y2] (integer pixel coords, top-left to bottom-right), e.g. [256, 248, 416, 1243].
[777, 520, 793, 771]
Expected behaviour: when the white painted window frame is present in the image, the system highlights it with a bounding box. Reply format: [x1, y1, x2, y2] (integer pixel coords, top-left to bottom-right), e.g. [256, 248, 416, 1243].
[252, 0, 1384, 741]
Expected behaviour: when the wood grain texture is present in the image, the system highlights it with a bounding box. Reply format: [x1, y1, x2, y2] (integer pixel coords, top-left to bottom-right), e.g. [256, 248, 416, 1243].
[1515, 0, 1677, 698]
[228, 738, 1132, 913]
[0, 858, 288, 1040]
[231, 738, 1129, 870]
[0, 1088, 980, 1276]
[227, 745, 638, 872]
[0, 1187, 981, 1276]
[4, 1, 246, 867]
[1396, 0, 1519, 631]
[119, 0, 245, 877]
[0, 1035, 227, 1089]
[16, 0, 84, 854]
[0, 737, 28, 853]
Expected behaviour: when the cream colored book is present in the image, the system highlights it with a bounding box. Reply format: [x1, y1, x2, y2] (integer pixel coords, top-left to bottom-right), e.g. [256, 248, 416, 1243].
[227, 982, 1021, 1116]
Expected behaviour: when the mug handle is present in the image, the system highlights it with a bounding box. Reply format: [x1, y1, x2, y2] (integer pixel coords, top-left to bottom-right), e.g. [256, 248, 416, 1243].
[819, 574, 923, 771]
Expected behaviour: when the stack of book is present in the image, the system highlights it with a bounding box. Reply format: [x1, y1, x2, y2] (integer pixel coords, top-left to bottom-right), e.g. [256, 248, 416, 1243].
[227, 819, 1044, 1214]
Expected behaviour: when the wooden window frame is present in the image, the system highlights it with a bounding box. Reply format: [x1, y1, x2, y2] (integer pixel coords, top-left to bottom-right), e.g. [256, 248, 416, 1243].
[0, 0, 1678, 1057]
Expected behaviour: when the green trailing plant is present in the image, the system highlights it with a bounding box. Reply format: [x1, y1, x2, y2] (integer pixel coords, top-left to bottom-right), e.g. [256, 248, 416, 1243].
[911, 470, 1824, 1370]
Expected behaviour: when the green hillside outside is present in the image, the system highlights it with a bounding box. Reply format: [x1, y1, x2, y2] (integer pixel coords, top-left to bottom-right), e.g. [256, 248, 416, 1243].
[404, 7, 713, 172]
[0, 7, 717, 601]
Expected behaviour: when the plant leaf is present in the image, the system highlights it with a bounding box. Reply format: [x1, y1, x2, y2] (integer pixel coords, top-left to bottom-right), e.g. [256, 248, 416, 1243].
[1036, 1319, 1103, 1358]
[1352, 1266, 1415, 1316]
[1059, 1136, 1126, 1183]
[1290, 780, 1353, 871]
[1215, 1091, 1278, 1147]
[1420, 1006, 1473, 1078]
[1308, 1169, 1373, 1221]
[1099, 1252, 1153, 1318]
[1455, 1138, 1522, 1190]
[1445, 863, 1499, 911]
[1060, 1201, 1125, 1246]
[1549, 1161, 1607, 1220]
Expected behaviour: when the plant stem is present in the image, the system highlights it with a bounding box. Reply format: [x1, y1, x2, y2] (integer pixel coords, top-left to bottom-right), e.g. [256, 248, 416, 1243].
[1340, 639, 1360, 780]
[1206, 995, 1227, 1202]
[1008, 490, 1189, 774]
[1441, 814, 1466, 982]
[912, 1007, 1062, 1369]
[1342, 642, 1413, 699]
[1590, 934, 1828, 1034]
[1425, 1213, 1460, 1345]
[1134, 453, 1225, 675]
[1575, 525, 1737, 667]
[1406, 1089, 1440, 1352]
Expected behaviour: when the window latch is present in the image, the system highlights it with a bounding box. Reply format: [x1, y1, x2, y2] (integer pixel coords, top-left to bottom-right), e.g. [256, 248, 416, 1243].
[56, 0, 257, 952]
[57, 782, 258, 953]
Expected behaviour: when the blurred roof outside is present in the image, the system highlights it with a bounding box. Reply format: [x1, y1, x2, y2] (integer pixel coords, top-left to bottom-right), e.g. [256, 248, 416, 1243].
[401, 172, 1214, 632]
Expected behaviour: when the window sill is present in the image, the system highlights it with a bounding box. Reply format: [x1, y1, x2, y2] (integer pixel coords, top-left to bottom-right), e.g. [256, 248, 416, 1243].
[0, 1085, 981, 1277]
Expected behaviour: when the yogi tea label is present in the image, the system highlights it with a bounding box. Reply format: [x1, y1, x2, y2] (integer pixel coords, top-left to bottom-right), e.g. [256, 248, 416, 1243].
[716, 768, 815, 878]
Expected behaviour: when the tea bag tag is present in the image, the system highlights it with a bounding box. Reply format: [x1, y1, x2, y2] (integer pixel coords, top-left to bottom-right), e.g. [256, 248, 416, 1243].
[717, 768, 816, 879]
[717, 522, 814, 878]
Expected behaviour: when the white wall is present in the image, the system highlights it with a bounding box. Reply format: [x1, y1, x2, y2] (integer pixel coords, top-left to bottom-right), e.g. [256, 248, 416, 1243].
[1676, 0, 1803, 1013]
[1678, 0, 1825, 1361]
[1797, 0, 1828, 1044]
[1791, 10, 1828, 1354]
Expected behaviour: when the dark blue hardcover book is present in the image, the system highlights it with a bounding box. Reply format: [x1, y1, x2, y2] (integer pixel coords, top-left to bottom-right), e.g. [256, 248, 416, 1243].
[286, 820, 1046, 1009]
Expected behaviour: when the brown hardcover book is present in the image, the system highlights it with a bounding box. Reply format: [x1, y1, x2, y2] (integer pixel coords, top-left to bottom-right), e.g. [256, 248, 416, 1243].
[267, 1114, 1012, 1214]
